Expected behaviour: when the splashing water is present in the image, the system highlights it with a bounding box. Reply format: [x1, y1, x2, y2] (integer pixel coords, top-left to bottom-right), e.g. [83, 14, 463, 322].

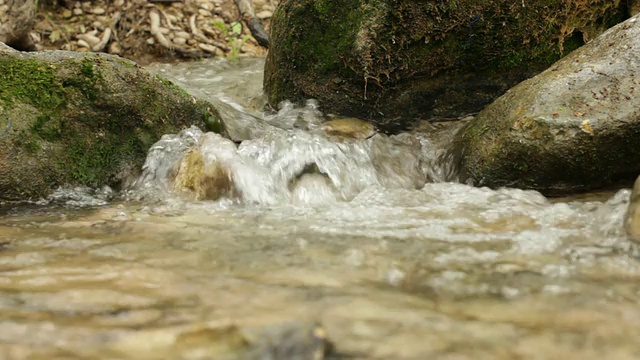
[1, 58, 639, 360]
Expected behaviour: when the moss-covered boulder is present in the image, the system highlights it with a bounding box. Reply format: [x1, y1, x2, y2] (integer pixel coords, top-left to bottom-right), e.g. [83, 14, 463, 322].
[0, 47, 221, 200]
[452, 14, 640, 194]
[264, 0, 629, 132]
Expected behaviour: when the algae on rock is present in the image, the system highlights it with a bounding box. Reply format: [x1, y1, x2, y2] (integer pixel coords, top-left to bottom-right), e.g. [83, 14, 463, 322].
[264, 0, 628, 132]
[0, 48, 221, 200]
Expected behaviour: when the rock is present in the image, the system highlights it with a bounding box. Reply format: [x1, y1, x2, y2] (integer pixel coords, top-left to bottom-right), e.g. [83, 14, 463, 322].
[170, 149, 234, 201]
[91, 7, 105, 15]
[174, 31, 191, 39]
[625, 176, 640, 243]
[62, 9, 72, 19]
[316, 118, 376, 140]
[199, 43, 219, 54]
[452, 14, 640, 194]
[0, 0, 36, 51]
[108, 41, 122, 55]
[172, 37, 187, 46]
[0, 49, 222, 200]
[256, 10, 272, 19]
[264, 0, 628, 132]
[73, 7, 83, 16]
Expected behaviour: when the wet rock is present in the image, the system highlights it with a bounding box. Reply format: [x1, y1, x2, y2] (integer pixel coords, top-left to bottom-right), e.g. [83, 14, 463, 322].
[0, 48, 221, 200]
[316, 118, 376, 140]
[264, 0, 628, 131]
[452, 14, 640, 194]
[625, 176, 640, 243]
[170, 148, 235, 201]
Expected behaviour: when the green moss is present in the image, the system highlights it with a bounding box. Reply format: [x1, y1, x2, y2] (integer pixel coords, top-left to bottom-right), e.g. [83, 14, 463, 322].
[0, 57, 66, 111]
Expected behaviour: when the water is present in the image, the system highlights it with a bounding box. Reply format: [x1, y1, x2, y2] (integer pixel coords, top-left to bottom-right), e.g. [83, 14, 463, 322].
[1, 58, 639, 360]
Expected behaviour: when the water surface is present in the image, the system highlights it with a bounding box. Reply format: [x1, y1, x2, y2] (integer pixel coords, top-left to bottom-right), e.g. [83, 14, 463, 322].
[1, 58, 639, 360]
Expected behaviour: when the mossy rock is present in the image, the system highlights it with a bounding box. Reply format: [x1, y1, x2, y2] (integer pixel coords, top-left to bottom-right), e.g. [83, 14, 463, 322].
[452, 14, 640, 194]
[0, 48, 222, 200]
[264, 0, 629, 132]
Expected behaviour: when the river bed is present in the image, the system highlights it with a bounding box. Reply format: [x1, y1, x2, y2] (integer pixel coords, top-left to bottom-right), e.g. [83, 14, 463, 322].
[1, 58, 639, 360]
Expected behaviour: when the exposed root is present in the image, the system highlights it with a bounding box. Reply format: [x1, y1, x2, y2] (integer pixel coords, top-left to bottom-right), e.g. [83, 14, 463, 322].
[189, 13, 231, 52]
[149, 10, 204, 58]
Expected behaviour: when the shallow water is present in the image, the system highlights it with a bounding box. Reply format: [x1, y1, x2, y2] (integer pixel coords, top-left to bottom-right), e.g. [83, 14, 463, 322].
[1, 58, 640, 360]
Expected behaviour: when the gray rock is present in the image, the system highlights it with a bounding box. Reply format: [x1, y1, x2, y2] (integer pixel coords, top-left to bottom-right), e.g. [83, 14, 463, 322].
[452, 14, 640, 194]
[0, 49, 223, 200]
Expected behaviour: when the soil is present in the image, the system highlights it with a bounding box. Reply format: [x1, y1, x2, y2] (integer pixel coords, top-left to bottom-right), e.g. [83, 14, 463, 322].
[32, 0, 277, 65]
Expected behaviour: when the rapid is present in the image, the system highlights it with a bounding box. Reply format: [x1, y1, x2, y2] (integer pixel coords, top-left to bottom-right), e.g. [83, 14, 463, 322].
[1, 57, 639, 360]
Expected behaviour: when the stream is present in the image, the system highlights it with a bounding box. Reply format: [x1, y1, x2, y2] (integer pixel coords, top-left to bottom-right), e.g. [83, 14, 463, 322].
[1, 57, 639, 360]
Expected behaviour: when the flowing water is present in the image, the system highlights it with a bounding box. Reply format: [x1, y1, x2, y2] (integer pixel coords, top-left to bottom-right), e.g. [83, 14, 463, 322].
[1, 58, 640, 360]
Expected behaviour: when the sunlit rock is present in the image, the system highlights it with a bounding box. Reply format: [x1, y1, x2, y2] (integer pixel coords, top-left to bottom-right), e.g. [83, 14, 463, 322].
[170, 150, 234, 201]
[624, 176, 640, 243]
[453, 14, 640, 194]
[316, 118, 377, 140]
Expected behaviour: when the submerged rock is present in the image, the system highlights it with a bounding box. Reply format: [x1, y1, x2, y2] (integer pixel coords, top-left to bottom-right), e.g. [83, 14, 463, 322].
[0, 47, 221, 200]
[264, 0, 627, 131]
[625, 176, 640, 243]
[452, 14, 640, 194]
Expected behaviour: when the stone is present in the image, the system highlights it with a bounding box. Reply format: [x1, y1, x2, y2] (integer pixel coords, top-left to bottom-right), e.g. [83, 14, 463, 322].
[73, 7, 83, 16]
[264, 0, 628, 132]
[174, 31, 191, 39]
[172, 37, 187, 45]
[0, 49, 222, 200]
[92, 7, 105, 15]
[256, 10, 272, 19]
[452, 14, 640, 194]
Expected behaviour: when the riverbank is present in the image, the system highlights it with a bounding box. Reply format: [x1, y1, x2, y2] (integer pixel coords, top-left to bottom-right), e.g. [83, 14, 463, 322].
[31, 0, 276, 65]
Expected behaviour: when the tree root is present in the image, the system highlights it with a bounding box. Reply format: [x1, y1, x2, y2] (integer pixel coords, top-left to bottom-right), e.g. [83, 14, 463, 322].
[233, 0, 269, 48]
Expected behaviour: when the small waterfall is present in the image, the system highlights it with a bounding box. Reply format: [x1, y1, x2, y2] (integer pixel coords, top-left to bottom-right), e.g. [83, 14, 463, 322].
[128, 97, 458, 206]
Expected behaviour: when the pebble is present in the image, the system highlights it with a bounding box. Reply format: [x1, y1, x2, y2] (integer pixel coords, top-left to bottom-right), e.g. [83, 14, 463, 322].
[92, 7, 105, 15]
[199, 43, 218, 54]
[62, 9, 73, 19]
[198, 8, 211, 17]
[172, 37, 187, 45]
[108, 41, 122, 55]
[146, 38, 155, 45]
[92, 21, 104, 31]
[256, 10, 272, 19]
[174, 31, 191, 39]
[73, 8, 83, 16]
[76, 39, 90, 48]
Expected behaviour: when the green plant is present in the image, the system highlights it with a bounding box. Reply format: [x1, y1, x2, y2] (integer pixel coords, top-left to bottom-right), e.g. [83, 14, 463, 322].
[211, 21, 252, 61]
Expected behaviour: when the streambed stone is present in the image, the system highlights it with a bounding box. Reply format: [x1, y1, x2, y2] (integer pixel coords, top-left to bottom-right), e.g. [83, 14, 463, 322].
[0, 47, 221, 200]
[453, 14, 640, 194]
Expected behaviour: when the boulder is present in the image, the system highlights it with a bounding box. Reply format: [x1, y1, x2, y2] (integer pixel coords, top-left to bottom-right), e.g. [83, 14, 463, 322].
[264, 0, 628, 131]
[0, 0, 36, 51]
[452, 14, 640, 194]
[0, 47, 222, 200]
